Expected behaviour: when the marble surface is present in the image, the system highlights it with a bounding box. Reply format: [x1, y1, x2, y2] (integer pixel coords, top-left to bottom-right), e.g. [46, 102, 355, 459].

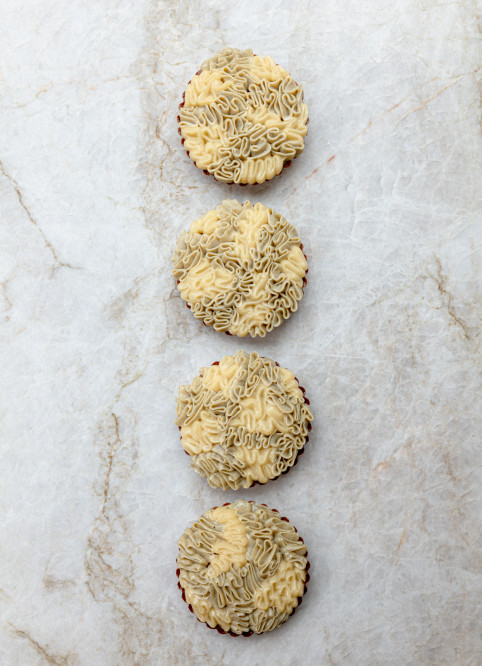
[1, 1, 481, 664]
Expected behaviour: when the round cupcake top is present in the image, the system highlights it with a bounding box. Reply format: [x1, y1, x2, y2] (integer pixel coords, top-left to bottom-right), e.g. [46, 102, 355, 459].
[176, 351, 313, 490]
[172, 199, 307, 338]
[177, 500, 308, 635]
[178, 47, 308, 184]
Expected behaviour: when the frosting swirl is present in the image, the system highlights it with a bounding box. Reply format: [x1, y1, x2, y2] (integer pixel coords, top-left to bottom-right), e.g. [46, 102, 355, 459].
[178, 48, 308, 184]
[176, 351, 313, 490]
[177, 500, 308, 635]
[172, 199, 307, 338]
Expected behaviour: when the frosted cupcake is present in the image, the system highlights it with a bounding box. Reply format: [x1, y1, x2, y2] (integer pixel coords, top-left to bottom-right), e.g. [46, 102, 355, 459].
[175, 351, 313, 490]
[177, 48, 308, 184]
[176, 500, 310, 636]
[172, 199, 308, 338]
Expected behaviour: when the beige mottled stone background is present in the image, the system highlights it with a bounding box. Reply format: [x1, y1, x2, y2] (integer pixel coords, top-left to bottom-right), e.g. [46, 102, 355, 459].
[0, 0, 481, 664]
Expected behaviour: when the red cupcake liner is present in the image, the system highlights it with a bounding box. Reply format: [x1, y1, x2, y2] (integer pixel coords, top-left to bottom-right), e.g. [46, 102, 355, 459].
[176, 64, 309, 186]
[178, 358, 313, 486]
[176, 501, 310, 637]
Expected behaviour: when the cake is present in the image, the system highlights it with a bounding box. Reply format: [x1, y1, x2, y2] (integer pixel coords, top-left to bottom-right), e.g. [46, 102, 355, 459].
[172, 199, 308, 338]
[176, 500, 310, 635]
[175, 351, 313, 490]
[177, 47, 308, 184]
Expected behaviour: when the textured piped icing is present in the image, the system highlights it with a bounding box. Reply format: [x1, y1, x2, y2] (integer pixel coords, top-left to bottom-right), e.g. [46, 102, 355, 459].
[172, 199, 307, 338]
[178, 48, 308, 184]
[177, 500, 308, 635]
[176, 351, 313, 490]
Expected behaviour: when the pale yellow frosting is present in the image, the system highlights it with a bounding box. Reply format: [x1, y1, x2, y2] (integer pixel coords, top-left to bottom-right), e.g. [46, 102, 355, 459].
[179, 48, 308, 184]
[176, 351, 313, 490]
[172, 199, 307, 338]
[177, 500, 308, 635]
[207, 506, 248, 576]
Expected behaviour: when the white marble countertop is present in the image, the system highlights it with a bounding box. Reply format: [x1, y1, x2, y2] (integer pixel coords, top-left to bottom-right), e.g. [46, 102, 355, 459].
[1, 1, 481, 664]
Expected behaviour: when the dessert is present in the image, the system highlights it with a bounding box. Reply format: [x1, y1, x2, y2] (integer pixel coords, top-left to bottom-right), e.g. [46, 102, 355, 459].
[176, 351, 313, 490]
[172, 199, 308, 338]
[177, 47, 308, 184]
[176, 500, 310, 635]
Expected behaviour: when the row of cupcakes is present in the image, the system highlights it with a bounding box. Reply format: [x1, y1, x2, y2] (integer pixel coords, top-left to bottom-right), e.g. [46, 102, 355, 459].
[172, 48, 312, 637]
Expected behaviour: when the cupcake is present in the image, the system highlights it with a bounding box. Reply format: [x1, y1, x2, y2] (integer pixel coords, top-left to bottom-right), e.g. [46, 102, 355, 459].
[177, 47, 308, 184]
[176, 500, 310, 635]
[172, 199, 308, 338]
[175, 351, 313, 490]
